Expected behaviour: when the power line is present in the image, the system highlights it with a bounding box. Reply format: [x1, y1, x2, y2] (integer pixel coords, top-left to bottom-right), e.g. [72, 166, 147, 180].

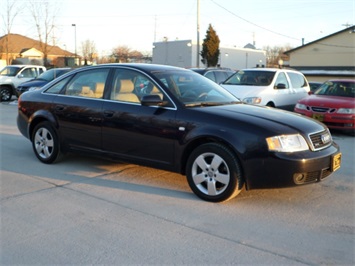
[209, 0, 301, 42]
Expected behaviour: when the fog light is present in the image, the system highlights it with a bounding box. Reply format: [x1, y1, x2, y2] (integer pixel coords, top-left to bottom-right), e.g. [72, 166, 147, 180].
[294, 173, 306, 184]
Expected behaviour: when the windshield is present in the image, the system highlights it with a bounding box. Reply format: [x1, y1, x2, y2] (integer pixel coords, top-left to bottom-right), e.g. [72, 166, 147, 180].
[223, 70, 276, 86]
[151, 69, 240, 106]
[0, 66, 22, 77]
[315, 81, 355, 98]
[37, 69, 68, 81]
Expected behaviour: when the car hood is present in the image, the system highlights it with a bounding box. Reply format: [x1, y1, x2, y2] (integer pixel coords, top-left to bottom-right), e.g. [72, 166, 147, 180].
[196, 103, 326, 135]
[299, 95, 355, 108]
[18, 80, 47, 88]
[0, 75, 13, 83]
[221, 84, 268, 99]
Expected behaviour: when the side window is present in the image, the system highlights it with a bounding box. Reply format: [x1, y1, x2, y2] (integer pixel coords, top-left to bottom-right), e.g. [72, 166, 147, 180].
[21, 68, 37, 78]
[275, 72, 289, 88]
[64, 69, 109, 98]
[45, 76, 72, 94]
[204, 71, 216, 82]
[215, 71, 227, 83]
[288, 72, 307, 88]
[110, 69, 165, 104]
[38, 68, 45, 75]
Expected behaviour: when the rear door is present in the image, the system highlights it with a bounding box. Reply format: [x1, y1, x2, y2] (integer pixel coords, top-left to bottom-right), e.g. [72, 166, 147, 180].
[52, 68, 110, 151]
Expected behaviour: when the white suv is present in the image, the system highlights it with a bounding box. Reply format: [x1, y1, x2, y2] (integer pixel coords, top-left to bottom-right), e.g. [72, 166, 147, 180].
[220, 68, 310, 111]
[0, 65, 46, 101]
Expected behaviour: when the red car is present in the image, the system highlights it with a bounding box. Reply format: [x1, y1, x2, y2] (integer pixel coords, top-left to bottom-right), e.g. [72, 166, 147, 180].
[294, 79, 355, 134]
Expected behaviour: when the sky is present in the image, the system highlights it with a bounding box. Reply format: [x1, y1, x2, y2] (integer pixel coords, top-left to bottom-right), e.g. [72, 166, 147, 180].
[5, 0, 355, 57]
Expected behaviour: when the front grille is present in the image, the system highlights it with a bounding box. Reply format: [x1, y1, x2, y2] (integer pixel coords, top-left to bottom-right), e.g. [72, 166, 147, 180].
[311, 107, 329, 113]
[308, 130, 332, 151]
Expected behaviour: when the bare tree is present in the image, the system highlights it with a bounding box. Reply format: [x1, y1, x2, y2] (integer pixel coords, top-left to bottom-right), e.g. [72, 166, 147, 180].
[111, 45, 131, 63]
[28, 0, 59, 66]
[81, 39, 97, 65]
[1, 0, 22, 64]
[263, 45, 292, 67]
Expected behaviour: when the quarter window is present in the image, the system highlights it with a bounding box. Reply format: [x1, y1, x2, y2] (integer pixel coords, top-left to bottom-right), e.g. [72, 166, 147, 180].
[45, 76, 72, 94]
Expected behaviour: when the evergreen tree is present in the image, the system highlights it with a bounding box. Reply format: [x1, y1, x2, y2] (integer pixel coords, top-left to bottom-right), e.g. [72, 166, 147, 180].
[200, 24, 220, 67]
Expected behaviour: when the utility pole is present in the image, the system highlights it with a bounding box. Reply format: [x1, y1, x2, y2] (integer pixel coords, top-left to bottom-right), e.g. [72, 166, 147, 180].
[72, 24, 77, 65]
[196, 0, 200, 67]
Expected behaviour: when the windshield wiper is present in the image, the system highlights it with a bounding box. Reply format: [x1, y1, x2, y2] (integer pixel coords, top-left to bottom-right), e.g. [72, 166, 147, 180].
[185, 101, 241, 107]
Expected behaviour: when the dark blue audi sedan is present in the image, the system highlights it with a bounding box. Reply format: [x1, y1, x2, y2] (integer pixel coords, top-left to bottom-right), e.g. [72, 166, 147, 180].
[16, 67, 72, 97]
[17, 64, 341, 202]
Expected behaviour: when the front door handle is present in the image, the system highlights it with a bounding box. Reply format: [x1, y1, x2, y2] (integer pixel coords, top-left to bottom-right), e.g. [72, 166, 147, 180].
[103, 110, 114, 118]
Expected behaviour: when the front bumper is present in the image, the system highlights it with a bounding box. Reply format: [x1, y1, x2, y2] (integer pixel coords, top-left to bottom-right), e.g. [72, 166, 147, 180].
[244, 142, 341, 189]
[295, 110, 355, 130]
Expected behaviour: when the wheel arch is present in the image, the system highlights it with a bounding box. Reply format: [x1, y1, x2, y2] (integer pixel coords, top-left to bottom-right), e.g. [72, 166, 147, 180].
[180, 135, 244, 177]
[266, 101, 275, 107]
[29, 111, 59, 141]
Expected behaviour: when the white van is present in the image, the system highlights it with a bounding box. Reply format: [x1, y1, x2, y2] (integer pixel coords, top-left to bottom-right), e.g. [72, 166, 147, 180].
[220, 68, 310, 111]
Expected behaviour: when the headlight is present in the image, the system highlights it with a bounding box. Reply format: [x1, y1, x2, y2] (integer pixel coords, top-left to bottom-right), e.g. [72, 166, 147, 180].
[243, 97, 262, 104]
[337, 108, 355, 114]
[295, 103, 307, 110]
[266, 134, 309, 152]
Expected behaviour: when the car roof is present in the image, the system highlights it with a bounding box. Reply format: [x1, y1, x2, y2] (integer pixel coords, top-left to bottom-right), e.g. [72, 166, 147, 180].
[6, 65, 45, 68]
[81, 63, 192, 73]
[325, 79, 355, 82]
[239, 67, 305, 74]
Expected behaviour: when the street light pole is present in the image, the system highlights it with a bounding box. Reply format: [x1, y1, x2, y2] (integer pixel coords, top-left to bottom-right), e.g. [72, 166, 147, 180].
[196, 0, 200, 67]
[72, 24, 77, 64]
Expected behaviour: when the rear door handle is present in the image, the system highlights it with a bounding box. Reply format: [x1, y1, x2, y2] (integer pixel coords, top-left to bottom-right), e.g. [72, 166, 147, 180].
[55, 105, 65, 111]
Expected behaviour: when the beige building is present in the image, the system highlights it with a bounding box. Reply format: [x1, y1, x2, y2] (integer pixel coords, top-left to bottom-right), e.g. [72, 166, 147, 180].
[0, 33, 77, 68]
[284, 26, 355, 82]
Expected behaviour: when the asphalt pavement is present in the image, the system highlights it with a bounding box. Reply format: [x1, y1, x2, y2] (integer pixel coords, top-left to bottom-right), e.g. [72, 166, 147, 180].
[1, 101, 354, 265]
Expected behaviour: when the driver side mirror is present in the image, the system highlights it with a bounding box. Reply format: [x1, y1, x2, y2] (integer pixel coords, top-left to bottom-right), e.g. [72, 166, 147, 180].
[275, 83, 286, 89]
[141, 95, 168, 107]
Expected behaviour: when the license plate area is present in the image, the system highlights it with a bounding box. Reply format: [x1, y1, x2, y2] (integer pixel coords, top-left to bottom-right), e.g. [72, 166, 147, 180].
[331, 153, 341, 172]
[312, 114, 324, 122]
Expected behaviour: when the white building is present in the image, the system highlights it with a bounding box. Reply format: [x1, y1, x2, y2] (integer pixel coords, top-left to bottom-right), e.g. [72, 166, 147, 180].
[152, 39, 266, 70]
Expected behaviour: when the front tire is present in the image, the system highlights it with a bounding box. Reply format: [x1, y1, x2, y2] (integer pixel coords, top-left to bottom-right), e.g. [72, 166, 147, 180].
[186, 143, 244, 202]
[32, 122, 62, 164]
[0, 87, 12, 102]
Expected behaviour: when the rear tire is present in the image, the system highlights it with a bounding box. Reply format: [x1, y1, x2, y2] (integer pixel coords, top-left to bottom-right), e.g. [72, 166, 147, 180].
[186, 143, 244, 202]
[32, 122, 62, 164]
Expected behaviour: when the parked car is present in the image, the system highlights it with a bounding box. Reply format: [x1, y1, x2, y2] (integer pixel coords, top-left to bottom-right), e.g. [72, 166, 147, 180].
[0, 65, 46, 101]
[17, 64, 341, 202]
[220, 68, 310, 111]
[309, 81, 323, 93]
[190, 68, 235, 84]
[16, 67, 72, 97]
[294, 79, 355, 134]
